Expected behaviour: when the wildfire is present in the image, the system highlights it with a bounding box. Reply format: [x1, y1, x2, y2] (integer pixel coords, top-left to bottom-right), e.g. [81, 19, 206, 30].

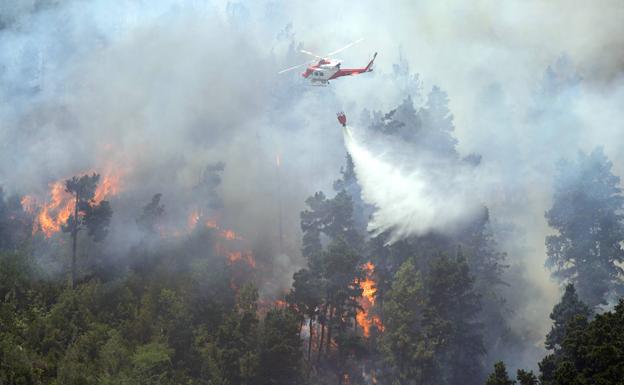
[20, 196, 37, 214]
[360, 262, 377, 303]
[220, 229, 241, 240]
[189, 215, 256, 269]
[24, 172, 121, 238]
[356, 261, 384, 337]
[227, 251, 256, 268]
[187, 210, 201, 230]
[274, 299, 288, 308]
[205, 218, 218, 229]
[93, 173, 120, 202]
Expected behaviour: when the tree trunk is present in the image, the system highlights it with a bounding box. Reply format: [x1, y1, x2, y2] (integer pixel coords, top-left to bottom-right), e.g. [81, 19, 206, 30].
[317, 303, 328, 363]
[70, 194, 79, 289]
[307, 317, 314, 360]
[326, 306, 335, 355]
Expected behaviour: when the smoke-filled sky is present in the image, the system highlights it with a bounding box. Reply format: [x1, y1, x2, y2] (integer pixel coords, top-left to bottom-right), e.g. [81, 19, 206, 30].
[1, 0, 624, 362]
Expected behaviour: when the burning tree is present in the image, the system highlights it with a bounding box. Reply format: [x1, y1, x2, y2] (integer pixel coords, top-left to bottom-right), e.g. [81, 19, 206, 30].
[62, 173, 112, 288]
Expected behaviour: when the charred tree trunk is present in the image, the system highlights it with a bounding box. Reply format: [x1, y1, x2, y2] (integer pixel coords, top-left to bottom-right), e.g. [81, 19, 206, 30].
[326, 306, 335, 355]
[70, 194, 79, 289]
[317, 304, 327, 363]
[307, 317, 314, 361]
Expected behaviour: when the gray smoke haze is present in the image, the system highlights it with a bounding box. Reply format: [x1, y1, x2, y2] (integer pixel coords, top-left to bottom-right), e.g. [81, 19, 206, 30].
[1, 0, 624, 371]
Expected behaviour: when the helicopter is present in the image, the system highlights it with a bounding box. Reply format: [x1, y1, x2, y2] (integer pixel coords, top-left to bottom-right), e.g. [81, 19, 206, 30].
[278, 39, 377, 86]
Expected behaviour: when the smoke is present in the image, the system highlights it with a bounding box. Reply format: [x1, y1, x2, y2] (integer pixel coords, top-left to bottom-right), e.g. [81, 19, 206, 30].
[343, 125, 481, 242]
[0, 1, 350, 301]
[1, 0, 624, 372]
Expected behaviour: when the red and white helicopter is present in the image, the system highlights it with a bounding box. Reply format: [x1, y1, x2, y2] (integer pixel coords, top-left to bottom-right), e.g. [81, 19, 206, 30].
[279, 38, 377, 85]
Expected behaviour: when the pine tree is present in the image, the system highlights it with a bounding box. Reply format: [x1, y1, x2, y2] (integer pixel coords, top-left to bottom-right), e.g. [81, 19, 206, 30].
[62, 173, 112, 288]
[516, 369, 538, 385]
[545, 284, 591, 351]
[420, 86, 459, 158]
[426, 255, 485, 385]
[381, 259, 429, 385]
[300, 191, 328, 260]
[485, 362, 515, 385]
[257, 308, 303, 385]
[545, 147, 624, 307]
[539, 299, 624, 384]
[286, 268, 323, 360]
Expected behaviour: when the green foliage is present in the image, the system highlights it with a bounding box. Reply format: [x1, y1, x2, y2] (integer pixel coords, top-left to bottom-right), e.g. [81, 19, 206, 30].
[485, 362, 515, 385]
[257, 308, 303, 385]
[63, 174, 113, 240]
[426, 255, 485, 385]
[545, 283, 591, 351]
[131, 342, 173, 385]
[516, 369, 538, 385]
[0, 234, 247, 385]
[201, 284, 261, 385]
[382, 256, 484, 385]
[62, 173, 113, 287]
[381, 259, 428, 385]
[539, 299, 624, 384]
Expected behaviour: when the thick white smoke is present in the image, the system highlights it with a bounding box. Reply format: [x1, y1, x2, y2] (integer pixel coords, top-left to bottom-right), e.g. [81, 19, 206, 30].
[343, 125, 481, 242]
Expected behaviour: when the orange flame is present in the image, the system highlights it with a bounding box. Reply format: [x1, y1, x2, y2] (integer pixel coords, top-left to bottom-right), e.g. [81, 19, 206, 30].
[37, 181, 74, 237]
[220, 229, 241, 240]
[28, 172, 121, 238]
[203, 217, 256, 269]
[360, 262, 377, 304]
[274, 299, 288, 308]
[205, 218, 218, 229]
[187, 210, 201, 230]
[356, 261, 383, 337]
[93, 173, 120, 203]
[227, 251, 256, 268]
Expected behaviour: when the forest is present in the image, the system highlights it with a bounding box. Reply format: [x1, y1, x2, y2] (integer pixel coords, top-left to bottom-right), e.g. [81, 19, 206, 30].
[2, 88, 624, 384]
[2, 2, 624, 385]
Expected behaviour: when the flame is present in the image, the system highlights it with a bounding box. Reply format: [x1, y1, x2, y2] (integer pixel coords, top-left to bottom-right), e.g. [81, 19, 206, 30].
[274, 299, 288, 308]
[37, 181, 74, 237]
[187, 210, 201, 230]
[201, 217, 256, 269]
[205, 218, 218, 229]
[20, 196, 37, 214]
[360, 262, 377, 304]
[93, 173, 120, 202]
[220, 229, 241, 240]
[28, 171, 121, 238]
[227, 251, 256, 268]
[356, 261, 383, 337]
